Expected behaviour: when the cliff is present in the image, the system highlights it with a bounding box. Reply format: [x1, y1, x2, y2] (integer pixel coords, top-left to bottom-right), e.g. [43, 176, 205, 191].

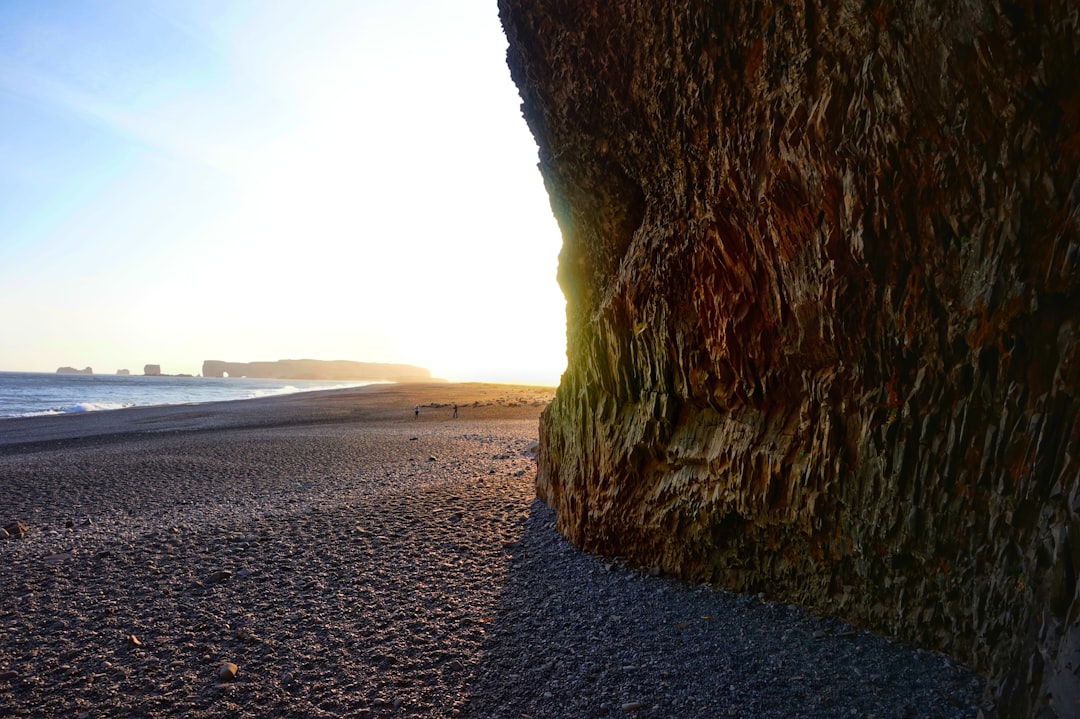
[499, 1, 1080, 715]
[201, 359, 431, 382]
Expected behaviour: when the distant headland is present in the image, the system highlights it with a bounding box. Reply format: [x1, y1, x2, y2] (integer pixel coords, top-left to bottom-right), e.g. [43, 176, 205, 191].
[202, 359, 431, 382]
[56, 366, 93, 375]
[55, 359, 431, 382]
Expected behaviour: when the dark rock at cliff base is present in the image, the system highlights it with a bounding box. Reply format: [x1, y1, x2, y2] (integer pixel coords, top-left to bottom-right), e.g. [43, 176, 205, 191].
[500, 1, 1080, 715]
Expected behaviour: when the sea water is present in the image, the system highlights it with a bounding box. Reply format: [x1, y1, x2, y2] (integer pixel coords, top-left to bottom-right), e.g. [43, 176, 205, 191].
[0, 371, 377, 419]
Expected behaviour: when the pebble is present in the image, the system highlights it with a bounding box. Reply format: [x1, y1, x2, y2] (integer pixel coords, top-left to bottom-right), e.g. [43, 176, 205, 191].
[4, 521, 28, 539]
[218, 662, 238, 681]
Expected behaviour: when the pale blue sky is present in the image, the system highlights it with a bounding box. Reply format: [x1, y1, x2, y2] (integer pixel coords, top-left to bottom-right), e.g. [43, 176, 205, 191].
[0, 0, 566, 384]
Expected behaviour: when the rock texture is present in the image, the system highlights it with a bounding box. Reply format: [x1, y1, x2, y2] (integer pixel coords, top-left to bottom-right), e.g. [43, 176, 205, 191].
[500, 1, 1080, 715]
[201, 359, 431, 382]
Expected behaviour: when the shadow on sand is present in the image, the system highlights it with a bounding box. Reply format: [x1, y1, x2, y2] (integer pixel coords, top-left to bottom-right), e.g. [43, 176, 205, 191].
[461, 499, 983, 719]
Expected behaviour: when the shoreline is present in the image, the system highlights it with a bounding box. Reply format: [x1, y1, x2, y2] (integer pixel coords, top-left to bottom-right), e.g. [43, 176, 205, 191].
[0, 381, 982, 717]
[1, 381, 554, 717]
[0, 381, 556, 449]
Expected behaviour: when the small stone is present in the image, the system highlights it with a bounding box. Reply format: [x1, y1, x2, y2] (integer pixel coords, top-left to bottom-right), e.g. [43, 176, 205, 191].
[4, 521, 28, 539]
[621, 701, 643, 712]
[0, 669, 18, 681]
[208, 570, 232, 583]
[280, 670, 294, 684]
[218, 662, 238, 681]
[127, 634, 142, 646]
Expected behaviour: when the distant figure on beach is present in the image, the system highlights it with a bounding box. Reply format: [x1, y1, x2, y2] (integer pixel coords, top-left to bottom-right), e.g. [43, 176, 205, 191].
[452, 403, 458, 419]
[414, 405, 419, 419]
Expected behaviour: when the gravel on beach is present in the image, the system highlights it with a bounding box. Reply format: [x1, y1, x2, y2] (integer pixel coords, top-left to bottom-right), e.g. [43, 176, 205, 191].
[0, 383, 984, 718]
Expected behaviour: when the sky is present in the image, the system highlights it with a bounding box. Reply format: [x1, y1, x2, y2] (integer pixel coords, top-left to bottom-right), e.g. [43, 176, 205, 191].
[0, 0, 567, 385]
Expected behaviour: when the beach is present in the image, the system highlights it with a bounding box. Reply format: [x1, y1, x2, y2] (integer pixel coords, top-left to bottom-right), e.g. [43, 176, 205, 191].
[0, 383, 982, 718]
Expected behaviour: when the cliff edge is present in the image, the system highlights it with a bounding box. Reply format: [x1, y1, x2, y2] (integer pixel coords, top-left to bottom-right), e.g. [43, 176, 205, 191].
[500, 1, 1079, 715]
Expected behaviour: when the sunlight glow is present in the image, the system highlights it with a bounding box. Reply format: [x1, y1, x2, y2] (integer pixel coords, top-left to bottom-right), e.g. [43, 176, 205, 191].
[0, 0, 566, 386]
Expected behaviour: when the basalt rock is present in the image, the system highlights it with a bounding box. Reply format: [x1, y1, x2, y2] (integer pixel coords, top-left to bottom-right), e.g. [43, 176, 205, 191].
[500, 1, 1080, 715]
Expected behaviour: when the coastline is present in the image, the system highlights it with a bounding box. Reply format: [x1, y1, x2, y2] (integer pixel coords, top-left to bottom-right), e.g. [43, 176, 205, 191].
[0, 382, 555, 717]
[0, 381, 981, 717]
[0, 381, 554, 449]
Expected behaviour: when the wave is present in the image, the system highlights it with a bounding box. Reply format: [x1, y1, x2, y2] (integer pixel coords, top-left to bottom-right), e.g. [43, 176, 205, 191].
[18, 401, 135, 417]
[247, 385, 303, 399]
[0, 374, 386, 419]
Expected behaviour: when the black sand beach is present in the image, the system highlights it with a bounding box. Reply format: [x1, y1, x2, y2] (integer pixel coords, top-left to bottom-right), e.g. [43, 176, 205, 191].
[0, 383, 983, 718]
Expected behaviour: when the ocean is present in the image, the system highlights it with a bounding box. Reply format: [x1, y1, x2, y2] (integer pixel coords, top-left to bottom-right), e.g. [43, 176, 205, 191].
[0, 371, 379, 419]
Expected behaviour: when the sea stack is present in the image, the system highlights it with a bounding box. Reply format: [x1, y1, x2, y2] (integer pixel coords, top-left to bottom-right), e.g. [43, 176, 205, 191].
[500, 1, 1080, 714]
[56, 366, 92, 375]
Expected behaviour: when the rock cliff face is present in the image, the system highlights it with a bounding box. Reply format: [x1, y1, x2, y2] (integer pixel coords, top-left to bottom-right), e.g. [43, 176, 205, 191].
[500, 1, 1079, 714]
[201, 359, 431, 382]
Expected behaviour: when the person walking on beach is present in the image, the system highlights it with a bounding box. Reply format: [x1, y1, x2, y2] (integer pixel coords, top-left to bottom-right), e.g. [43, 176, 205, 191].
[414, 405, 420, 419]
[452, 403, 458, 419]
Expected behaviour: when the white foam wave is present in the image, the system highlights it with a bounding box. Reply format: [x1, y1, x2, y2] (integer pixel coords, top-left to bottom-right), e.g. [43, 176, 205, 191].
[69, 401, 134, 412]
[18, 401, 134, 417]
[247, 385, 302, 399]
